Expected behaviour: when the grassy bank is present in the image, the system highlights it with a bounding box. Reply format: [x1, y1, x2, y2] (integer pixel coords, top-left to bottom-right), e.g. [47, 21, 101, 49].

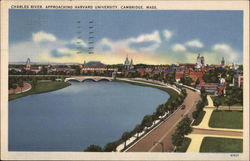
[209, 110, 243, 129]
[115, 79, 179, 102]
[9, 81, 71, 100]
[200, 137, 243, 152]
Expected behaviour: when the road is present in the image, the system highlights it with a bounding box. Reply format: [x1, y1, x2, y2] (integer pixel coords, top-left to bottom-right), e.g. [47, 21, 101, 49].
[126, 88, 200, 152]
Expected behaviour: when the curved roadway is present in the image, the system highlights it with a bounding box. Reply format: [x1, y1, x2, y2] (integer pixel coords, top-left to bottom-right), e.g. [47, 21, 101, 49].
[126, 87, 200, 152]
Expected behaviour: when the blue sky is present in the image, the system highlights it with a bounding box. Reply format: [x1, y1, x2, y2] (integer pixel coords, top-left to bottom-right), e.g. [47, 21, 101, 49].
[9, 10, 243, 64]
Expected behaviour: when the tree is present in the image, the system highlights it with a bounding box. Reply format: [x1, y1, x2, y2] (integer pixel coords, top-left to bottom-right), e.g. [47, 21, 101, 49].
[121, 132, 131, 148]
[141, 115, 153, 129]
[200, 86, 206, 95]
[12, 84, 17, 94]
[171, 129, 184, 148]
[192, 110, 199, 120]
[156, 104, 165, 117]
[177, 116, 192, 135]
[151, 112, 159, 125]
[84, 144, 103, 152]
[18, 80, 24, 92]
[225, 96, 234, 111]
[134, 124, 143, 138]
[213, 97, 221, 110]
[180, 76, 193, 86]
[103, 142, 118, 152]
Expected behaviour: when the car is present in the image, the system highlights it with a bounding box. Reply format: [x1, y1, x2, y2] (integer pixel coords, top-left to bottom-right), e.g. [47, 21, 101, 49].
[181, 105, 186, 109]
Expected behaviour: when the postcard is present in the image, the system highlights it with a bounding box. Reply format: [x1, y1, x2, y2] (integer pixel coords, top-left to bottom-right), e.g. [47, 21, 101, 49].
[1, 0, 249, 160]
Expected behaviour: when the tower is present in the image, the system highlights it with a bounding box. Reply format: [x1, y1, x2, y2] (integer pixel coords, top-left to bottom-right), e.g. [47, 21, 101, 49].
[221, 57, 225, 66]
[25, 58, 31, 70]
[124, 55, 130, 70]
[196, 53, 202, 69]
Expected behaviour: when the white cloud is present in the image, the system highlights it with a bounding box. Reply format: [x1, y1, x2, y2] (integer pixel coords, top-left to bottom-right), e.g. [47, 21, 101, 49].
[172, 44, 186, 52]
[212, 43, 239, 63]
[32, 31, 57, 44]
[96, 30, 162, 53]
[185, 39, 204, 48]
[163, 29, 173, 41]
[212, 44, 231, 53]
[128, 30, 161, 44]
[70, 38, 87, 48]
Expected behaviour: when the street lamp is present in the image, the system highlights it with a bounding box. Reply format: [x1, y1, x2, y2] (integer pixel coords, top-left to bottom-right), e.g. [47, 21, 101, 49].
[153, 141, 164, 152]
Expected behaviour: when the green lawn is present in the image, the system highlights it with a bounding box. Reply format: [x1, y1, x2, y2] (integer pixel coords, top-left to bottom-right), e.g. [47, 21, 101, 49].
[209, 110, 243, 129]
[192, 111, 206, 126]
[176, 137, 191, 152]
[9, 81, 71, 100]
[200, 137, 243, 153]
[211, 96, 242, 106]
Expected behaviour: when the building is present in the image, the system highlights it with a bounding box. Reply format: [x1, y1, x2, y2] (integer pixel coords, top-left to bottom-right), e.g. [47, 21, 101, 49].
[24, 58, 42, 73]
[124, 55, 134, 70]
[81, 61, 118, 73]
[196, 54, 205, 69]
[233, 74, 243, 87]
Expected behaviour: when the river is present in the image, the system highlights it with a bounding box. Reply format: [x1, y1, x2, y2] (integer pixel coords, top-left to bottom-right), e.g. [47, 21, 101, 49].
[9, 81, 169, 151]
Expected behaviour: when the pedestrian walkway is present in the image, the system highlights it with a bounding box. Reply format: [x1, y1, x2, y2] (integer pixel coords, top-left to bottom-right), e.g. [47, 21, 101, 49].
[193, 107, 213, 129]
[206, 95, 214, 107]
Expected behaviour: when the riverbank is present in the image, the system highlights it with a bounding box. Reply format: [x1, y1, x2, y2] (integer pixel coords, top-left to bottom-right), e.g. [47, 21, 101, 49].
[9, 81, 71, 101]
[115, 79, 179, 103]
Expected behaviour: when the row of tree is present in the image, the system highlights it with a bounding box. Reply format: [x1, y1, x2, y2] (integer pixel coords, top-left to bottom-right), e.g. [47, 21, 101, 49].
[171, 116, 192, 149]
[192, 87, 207, 122]
[84, 88, 187, 152]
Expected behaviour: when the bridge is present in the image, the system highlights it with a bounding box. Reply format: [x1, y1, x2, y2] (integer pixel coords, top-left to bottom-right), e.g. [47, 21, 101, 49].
[64, 76, 113, 82]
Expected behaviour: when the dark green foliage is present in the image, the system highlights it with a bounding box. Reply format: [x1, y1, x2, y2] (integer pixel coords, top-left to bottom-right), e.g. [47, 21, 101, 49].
[103, 142, 119, 152]
[141, 115, 153, 128]
[172, 130, 184, 147]
[192, 111, 206, 126]
[133, 124, 144, 138]
[84, 144, 103, 152]
[213, 97, 221, 110]
[172, 116, 192, 148]
[176, 137, 191, 152]
[180, 76, 193, 86]
[203, 68, 236, 84]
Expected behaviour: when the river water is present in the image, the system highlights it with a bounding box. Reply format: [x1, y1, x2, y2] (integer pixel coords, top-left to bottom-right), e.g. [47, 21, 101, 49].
[9, 81, 169, 151]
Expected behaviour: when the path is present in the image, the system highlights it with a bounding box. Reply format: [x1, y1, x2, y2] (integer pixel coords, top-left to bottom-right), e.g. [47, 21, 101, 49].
[187, 95, 243, 152]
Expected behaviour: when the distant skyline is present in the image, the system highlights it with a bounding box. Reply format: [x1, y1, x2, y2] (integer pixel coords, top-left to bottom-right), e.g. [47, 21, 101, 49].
[9, 10, 243, 65]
